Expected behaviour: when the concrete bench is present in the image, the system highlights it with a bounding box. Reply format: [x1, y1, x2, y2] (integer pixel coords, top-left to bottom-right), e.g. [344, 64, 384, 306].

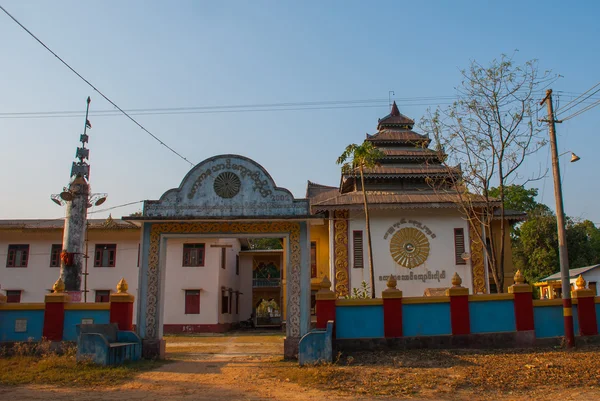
[298, 320, 334, 366]
[76, 323, 142, 366]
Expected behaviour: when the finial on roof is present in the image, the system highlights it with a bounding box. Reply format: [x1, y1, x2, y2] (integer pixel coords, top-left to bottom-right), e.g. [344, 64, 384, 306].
[391, 101, 400, 116]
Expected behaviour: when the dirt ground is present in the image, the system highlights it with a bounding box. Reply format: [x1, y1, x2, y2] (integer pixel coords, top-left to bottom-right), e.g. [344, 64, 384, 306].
[0, 332, 599, 400]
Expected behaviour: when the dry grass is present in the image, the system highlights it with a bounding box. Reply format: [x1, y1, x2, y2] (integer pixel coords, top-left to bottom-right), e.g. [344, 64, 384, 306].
[264, 346, 600, 399]
[0, 340, 164, 387]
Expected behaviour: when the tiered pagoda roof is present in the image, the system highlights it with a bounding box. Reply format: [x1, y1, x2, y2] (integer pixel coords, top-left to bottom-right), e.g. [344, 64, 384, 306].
[308, 102, 471, 212]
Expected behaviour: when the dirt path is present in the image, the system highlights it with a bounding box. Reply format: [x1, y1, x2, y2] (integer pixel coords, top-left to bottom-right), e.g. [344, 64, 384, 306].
[0, 333, 372, 401]
[1, 333, 598, 400]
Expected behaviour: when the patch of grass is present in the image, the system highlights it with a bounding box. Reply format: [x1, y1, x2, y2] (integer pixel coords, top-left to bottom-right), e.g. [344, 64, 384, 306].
[0, 354, 165, 387]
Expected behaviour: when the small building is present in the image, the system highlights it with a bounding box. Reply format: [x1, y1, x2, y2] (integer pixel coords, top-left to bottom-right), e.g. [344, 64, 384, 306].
[535, 264, 600, 299]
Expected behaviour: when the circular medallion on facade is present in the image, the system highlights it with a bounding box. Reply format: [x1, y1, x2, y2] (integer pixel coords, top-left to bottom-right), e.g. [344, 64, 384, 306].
[213, 172, 241, 198]
[389, 227, 430, 269]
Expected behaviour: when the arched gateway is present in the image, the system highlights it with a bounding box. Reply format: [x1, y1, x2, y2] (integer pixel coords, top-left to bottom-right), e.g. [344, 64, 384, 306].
[130, 155, 315, 358]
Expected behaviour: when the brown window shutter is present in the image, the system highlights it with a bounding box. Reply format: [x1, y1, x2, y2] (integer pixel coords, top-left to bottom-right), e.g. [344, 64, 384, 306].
[454, 228, 467, 265]
[353, 231, 364, 269]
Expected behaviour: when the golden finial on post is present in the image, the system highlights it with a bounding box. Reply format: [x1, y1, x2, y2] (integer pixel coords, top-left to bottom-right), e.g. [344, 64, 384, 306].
[514, 270, 525, 284]
[316, 276, 336, 300]
[319, 276, 332, 291]
[451, 272, 463, 287]
[387, 275, 397, 289]
[576, 274, 586, 289]
[117, 278, 129, 294]
[53, 277, 65, 293]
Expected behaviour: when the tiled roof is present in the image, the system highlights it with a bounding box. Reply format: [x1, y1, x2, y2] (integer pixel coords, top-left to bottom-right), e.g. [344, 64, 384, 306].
[367, 129, 429, 144]
[309, 189, 471, 211]
[380, 149, 439, 157]
[344, 165, 460, 178]
[305, 180, 337, 199]
[0, 218, 139, 230]
[376, 101, 415, 129]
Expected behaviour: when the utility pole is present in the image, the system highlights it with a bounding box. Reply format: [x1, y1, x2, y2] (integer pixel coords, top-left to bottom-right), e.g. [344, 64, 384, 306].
[540, 89, 575, 348]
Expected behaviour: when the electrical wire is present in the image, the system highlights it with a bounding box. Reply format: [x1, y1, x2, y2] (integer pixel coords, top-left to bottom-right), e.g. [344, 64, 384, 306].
[560, 97, 600, 121]
[555, 82, 600, 116]
[0, 5, 194, 167]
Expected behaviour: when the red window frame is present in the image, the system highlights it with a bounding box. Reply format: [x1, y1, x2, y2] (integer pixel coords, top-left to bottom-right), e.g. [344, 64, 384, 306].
[6, 290, 21, 303]
[185, 290, 200, 314]
[94, 244, 117, 267]
[183, 243, 205, 267]
[95, 290, 111, 303]
[6, 245, 29, 268]
[50, 244, 62, 267]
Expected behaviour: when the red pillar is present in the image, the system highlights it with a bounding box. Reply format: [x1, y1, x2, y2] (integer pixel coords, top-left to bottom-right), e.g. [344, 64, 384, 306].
[508, 271, 534, 331]
[446, 273, 470, 336]
[382, 276, 402, 338]
[110, 278, 135, 331]
[573, 276, 598, 336]
[43, 278, 70, 341]
[315, 277, 336, 329]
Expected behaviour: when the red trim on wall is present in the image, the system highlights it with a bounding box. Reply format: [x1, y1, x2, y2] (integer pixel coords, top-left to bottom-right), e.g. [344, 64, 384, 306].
[383, 298, 403, 338]
[316, 299, 336, 329]
[513, 292, 534, 331]
[110, 302, 134, 331]
[576, 297, 598, 336]
[163, 323, 233, 334]
[43, 303, 65, 341]
[449, 295, 470, 335]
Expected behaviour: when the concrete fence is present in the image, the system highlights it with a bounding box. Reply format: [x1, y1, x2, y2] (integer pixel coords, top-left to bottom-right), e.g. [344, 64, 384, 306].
[0, 277, 134, 343]
[314, 271, 600, 351]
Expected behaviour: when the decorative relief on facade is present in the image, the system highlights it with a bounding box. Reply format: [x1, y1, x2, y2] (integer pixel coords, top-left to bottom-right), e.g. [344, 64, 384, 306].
[213, 172, 241, 199]
[333, 210, 349, 297]
[469, 224, 487, 294]
[389, 227, 430, 269]
[145, 222, 301, 339]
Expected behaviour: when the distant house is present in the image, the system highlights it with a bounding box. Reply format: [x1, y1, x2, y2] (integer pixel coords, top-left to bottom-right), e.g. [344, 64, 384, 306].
[535, 265, 600, 299]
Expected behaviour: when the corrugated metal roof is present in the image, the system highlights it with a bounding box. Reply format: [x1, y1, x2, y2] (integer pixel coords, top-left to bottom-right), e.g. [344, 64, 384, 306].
[540, 265, 600, 282]
[0, 218, 139, 230]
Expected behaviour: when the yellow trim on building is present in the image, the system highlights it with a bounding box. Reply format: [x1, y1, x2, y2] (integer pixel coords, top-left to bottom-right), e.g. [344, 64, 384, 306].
[64, 303, 110, 310]
[468, 294, 514, 302]
[335, 298, 383, 306]
[402, 296, 450, 304]
[0, 303, 45, 310]
[533, 299, 579, 307]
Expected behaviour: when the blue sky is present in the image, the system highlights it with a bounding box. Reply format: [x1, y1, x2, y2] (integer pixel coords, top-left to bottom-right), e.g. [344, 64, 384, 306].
[1, 1, 598, 223]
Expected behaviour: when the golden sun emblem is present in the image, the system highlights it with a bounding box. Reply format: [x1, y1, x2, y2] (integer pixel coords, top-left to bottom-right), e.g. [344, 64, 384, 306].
[389, 227, 430, 269]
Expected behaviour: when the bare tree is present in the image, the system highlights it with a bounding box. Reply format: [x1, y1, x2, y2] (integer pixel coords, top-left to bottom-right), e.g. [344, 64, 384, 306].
[421, 54, 552, 292]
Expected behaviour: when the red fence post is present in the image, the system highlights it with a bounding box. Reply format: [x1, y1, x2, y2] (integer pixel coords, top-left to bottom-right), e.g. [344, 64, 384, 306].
[572, 275, 598, 336]
[446, 273, 470, 335]
[43, 278, 70, 341]
[508, 270, 534, 331]
[316, 277, 336, 329]
[382, 275, 402, 338]
[110, 278, 135, 331]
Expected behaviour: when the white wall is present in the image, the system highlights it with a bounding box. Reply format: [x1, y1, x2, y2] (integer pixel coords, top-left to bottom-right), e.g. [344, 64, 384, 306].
[162, 237, 242, 326]
[348, 209, 473, 297]
[218, 241, 242, 324]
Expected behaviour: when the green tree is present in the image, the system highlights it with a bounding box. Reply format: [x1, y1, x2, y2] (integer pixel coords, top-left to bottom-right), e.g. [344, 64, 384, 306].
[248, 238, 283, 250]
[489, 185, 539, 213]
[337, 142, 384, 298]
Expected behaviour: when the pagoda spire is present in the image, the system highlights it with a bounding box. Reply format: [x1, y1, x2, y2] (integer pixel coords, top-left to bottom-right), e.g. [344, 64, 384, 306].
[390, 101, 400, 116]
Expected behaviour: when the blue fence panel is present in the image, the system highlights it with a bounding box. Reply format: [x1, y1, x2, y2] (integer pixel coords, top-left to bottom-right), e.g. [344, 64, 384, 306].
[63, 309, 110, 341]
[335, 305, 384, 339]
[403, 302, 451, 337]
[534, 305, 565, 338]
[469, 300, 516, 334]
[596, 304, 600, 334]
[0, 309, 45, 341]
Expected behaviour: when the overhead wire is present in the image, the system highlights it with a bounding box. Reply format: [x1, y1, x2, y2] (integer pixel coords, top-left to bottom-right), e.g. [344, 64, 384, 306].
[555, 81, 600, 116]
[0, 5, 194, 167]
[560, 97, 600, 121]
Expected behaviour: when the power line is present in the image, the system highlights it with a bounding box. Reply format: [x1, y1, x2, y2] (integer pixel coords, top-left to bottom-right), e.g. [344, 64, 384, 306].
[555, 82, 600, 117]
[87, 200, 143, 215]
[0, 5, 194, 167]
[560, 97, 600, 121]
